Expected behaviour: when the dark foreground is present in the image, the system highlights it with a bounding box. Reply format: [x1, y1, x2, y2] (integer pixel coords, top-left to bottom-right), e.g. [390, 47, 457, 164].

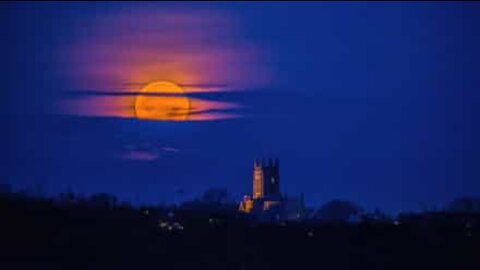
[1, 195, 479, 270]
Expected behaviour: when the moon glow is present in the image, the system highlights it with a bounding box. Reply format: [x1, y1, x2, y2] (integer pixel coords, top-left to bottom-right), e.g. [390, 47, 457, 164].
[134, 81, 190, 121]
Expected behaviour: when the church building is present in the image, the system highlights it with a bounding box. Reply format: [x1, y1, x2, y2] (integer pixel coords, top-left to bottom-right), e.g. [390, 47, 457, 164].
[239, 158, 305, 221]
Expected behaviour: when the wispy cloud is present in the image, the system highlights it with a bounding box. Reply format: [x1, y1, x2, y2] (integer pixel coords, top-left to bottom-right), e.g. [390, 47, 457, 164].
[120, 143, 181, 161]
[59, 6, 271, 94]
[161, 146, 180, 153]
[121, 150, 159, 161]
[59, 95, 242, 121]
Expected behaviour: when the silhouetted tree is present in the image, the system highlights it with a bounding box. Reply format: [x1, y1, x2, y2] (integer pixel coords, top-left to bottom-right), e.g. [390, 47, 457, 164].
[360, 208, 392, 223]
[315, 200, 363, 223]
[58, 191, 76, 205]
[180, 187, 237, 215]
[89, 192, 117, 208]
[446, 197, 480, 213]
[0, 183, 12, 196]
[201, 187, 234, 205]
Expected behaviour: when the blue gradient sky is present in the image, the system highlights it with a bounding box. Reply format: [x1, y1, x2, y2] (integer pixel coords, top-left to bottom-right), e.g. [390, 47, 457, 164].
[2, 2, 480, 214]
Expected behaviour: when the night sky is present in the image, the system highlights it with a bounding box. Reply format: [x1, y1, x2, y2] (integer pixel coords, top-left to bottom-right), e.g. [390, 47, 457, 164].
[2, 2, 480, 214]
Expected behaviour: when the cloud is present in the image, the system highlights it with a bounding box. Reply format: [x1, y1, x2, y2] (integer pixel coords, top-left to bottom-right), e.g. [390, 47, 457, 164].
[59, 94, 242, 121]
[121, 150, 159, 161]
[59, 6, 272, 94]
[161, 146, 180, 153]
[56, 5, 272, 122]
[120, 144, 181, 161]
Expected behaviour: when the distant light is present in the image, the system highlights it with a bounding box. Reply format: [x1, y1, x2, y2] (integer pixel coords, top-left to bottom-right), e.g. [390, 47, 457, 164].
[173, 222, 184, 230]
[159, 220, 184, 231]
[208, 218, 214, 224]
[393, 220, 400, 226]
[159, 221, 168, 228]
[307, 231, 314, 237]
[143, 209, 149, 215]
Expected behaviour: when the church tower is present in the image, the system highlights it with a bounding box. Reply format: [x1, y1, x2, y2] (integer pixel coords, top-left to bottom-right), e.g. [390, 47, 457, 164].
[252, 158, 280, 200]
[253, 159, 264, 199]
[263, 158, 280, 199]
[241, 158, 305, 220]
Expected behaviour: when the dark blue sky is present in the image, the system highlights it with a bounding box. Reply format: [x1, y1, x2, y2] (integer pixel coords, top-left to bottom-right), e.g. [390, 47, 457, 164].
[2, 2, 480, 214]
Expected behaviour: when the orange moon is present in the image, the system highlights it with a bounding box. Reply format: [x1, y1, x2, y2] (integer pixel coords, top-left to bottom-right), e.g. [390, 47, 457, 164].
[134, 81, 190, 121]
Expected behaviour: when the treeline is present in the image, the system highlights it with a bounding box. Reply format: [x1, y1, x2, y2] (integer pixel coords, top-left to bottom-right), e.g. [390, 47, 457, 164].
[2, 185, 480, 225]
[1, 186, 480, 270]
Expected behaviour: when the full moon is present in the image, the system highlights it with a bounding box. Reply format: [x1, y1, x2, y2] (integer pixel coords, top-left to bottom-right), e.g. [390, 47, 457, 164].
[135, 81, 190, 121]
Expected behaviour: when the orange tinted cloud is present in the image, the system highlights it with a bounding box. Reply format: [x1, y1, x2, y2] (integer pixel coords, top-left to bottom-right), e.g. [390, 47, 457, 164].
[60, 95, 241, 121]
[59, 6, 271, 94]
[57, 6, 268, 121]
